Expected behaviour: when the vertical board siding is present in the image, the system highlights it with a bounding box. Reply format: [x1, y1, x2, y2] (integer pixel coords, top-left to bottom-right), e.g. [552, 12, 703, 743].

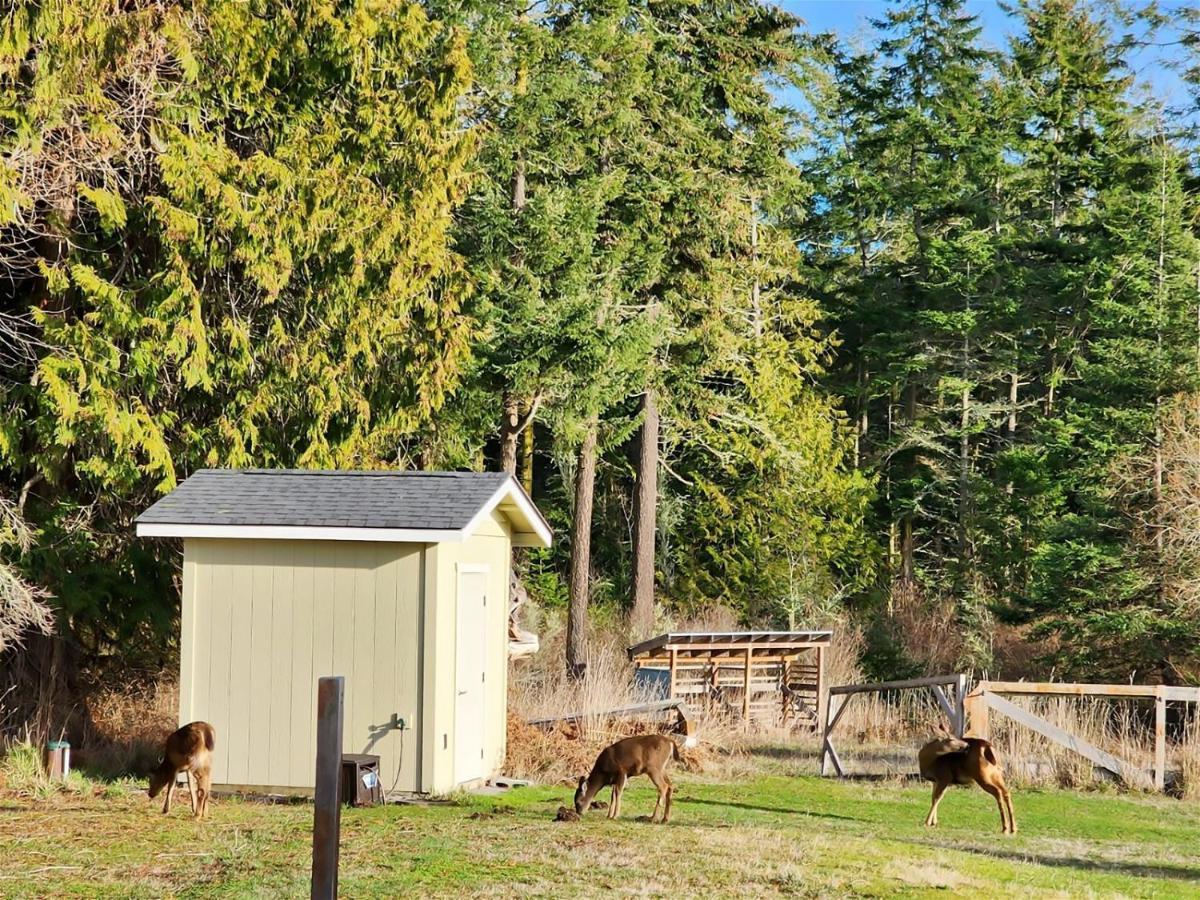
[288, 544, 316, 787]
[207, 541, 236, 781]
[189, 539, 425, 791]
[246, 556, 274, 784]
[351, 544, 376, 745]
[267, 543, 295, 788]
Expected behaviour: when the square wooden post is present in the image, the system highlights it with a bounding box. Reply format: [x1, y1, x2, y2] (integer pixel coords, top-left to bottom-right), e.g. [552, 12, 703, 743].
[815, 645, 827, 736]
[668, 649, 677, 700]
[742, 647, 752, 726]
[1155, 688, 1167, 792]
[312, 676, 344, 900]
[963, 686, 988, 739]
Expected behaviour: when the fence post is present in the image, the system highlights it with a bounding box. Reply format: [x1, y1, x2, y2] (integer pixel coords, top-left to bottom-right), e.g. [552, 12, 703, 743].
[815, 645, 828, 739]
[1155, 687, 1166, 793]
[963, 686, 988, 739]
[312, 676, 344, 900]
[954, 674, 968, 737]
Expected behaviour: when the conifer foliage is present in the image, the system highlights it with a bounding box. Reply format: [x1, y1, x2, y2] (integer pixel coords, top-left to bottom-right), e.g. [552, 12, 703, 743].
[2, 0, 1199, 686]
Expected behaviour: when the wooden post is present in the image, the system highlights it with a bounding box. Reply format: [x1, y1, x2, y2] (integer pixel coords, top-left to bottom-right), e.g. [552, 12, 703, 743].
[742, 647, 752, 726]
[668, 649, 677, 700]
[963, 686, 988, 739]
[815, 645, 827, 737]
[954, 673, 968, 737]
[1155, 688, 1167, 793]
[312, 676, 344, 900]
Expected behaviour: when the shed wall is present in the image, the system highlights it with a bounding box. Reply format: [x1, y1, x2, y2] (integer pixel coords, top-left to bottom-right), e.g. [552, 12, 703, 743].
[182, 539, 425, 792]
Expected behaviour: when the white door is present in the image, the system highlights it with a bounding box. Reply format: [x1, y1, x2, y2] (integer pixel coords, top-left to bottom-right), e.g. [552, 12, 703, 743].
[454, 567, 489, 784]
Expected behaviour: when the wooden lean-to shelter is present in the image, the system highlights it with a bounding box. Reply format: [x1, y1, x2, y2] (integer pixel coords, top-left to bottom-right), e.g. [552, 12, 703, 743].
[628, 631, 831, 730]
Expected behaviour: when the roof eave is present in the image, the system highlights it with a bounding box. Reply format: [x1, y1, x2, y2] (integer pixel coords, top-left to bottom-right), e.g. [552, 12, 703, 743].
[462, 476, 553, 548]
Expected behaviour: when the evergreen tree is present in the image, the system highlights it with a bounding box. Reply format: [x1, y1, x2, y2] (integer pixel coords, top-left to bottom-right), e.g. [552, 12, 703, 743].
[2, 0, 475, 661]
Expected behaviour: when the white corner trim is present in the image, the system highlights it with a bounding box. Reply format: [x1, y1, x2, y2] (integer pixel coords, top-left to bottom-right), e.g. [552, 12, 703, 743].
[462, 478, 552, 548]
[135, 522, 464, 543]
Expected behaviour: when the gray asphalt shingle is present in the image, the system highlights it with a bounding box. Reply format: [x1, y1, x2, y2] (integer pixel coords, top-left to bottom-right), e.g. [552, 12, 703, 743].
[136, 469, 516, 531]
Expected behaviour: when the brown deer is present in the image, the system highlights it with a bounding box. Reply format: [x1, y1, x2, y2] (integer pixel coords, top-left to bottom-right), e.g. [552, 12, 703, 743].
[148, 722, 215, 819]
[574, 733, 687, 824]
[918, 724, 1016, 834]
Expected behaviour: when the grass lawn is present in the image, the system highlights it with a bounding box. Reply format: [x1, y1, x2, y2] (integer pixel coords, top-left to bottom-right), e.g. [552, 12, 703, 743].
[2, 749, 1199, 898]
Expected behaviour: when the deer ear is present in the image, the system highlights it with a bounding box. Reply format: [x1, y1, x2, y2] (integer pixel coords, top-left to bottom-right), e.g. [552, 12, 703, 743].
[577, 776, 586, 790]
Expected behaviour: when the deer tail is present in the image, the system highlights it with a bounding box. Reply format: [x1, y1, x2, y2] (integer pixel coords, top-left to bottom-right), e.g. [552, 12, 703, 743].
[983, 743, 997, 766]
[203, 724, 216, 752]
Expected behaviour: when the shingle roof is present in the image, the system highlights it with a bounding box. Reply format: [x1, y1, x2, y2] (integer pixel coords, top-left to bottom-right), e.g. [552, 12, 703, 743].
[137, 469, 522, 531]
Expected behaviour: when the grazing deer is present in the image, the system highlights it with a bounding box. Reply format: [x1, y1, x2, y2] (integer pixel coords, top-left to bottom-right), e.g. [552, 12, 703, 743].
[918, 724, 1016, 834]
[148, 722, 215, 819]
[574, 733, 691, 824]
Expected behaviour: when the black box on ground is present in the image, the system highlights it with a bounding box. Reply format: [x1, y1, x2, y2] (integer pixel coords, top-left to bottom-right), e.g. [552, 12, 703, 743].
[340, 753, 383, 807]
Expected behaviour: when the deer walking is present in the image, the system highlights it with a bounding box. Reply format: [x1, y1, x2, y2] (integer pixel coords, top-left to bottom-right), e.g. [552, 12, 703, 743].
[149, 721, 215, 819]
[574, 733, 691, 824]
[918, 724, 1016, 834]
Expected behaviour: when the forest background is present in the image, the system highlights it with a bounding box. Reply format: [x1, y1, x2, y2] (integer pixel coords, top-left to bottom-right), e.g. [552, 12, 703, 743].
[5, 0, 1200, 730]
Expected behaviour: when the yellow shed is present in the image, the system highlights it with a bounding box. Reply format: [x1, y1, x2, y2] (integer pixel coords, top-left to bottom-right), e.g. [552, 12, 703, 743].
[136, 469, 551, 796]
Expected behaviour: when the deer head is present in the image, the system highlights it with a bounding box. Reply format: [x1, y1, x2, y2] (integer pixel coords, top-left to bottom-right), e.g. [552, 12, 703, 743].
[573, 775, 591, 815]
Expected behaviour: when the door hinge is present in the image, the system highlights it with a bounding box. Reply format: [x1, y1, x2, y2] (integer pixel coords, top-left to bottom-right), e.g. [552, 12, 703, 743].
[481, 671, 486, 683]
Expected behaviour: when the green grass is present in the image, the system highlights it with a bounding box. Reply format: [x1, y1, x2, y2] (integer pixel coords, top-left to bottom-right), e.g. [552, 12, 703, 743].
[2, 752, 1199, 898]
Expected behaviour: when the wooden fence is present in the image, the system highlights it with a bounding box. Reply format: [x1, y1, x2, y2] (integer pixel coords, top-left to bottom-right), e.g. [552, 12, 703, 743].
[820, 674, 968, 777]
[967, 681, 1200, 792]
[820, 675, 1200, 792]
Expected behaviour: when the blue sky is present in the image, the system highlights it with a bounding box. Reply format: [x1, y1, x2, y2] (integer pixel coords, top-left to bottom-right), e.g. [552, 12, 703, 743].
[778, 1, 1192, 111]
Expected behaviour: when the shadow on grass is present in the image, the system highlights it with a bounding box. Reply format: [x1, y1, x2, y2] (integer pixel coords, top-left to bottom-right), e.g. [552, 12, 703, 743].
[907, 838, 1200, 883]
[676, 796, 861, 821]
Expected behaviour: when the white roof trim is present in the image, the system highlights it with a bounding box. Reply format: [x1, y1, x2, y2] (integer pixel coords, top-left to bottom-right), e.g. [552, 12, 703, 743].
[462, 476, 553, 549]
[135, 523, 464, 543]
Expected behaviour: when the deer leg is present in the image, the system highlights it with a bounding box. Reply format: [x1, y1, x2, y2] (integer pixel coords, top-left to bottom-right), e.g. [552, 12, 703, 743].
[661, 775, 673, 825]
[925, 780, 949, 827]
[197, 769, 211, 819]
[1002, 786, 1016, 834]
[992, 778, 1016, 834]
[612, 774, 628, 819]
[648, 769, 668, 823]
[979, 781, 1008, 834]
[162, 773, 173, 815]
[186, 771, 198, 817]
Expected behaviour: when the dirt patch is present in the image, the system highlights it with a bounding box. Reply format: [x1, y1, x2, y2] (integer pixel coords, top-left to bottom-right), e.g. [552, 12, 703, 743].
[554, 806, 580, 822]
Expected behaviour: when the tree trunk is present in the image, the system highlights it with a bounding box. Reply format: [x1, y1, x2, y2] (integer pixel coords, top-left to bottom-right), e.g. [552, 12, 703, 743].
[500, 393, 520, 475]
[521, 406, 535, 495]
[567, 423, 598, 679]
[899, 381, 917, 586]
[630, 388, 659, 638]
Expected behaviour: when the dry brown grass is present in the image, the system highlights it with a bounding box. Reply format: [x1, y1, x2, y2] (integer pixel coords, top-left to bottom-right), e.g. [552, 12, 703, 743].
[505, 609, 757, 784]
[75, 676, 178, 776]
